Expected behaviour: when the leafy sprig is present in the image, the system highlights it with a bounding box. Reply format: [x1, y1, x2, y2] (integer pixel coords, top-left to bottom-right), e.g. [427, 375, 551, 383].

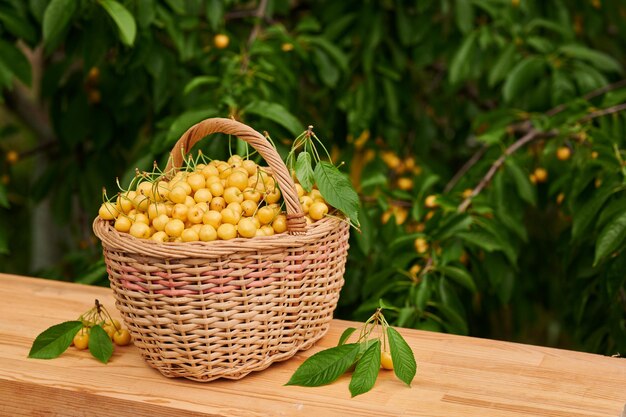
[287, 127, 361, 228]
[28, 299, 122, 364]
[286, 306, 417, 397]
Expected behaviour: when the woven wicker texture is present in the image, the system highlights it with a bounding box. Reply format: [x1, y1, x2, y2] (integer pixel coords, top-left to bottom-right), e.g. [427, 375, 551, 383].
[93, 118, 350, 381]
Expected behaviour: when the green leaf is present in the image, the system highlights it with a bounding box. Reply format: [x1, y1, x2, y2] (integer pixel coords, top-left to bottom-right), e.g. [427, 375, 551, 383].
[594, 212, 626, 266]
[286, 343, 361, 387]
[42, 0, 77, 52]
[437, 266, 476, 292]
[28, 321, 82, 359]
[295, 151, 315, 192]
[99, 0, 137, 46]
[88, 325, 114, 364]
[458, 229, 504, 253]
[0, 219, 9, 255]
[432, 301, 469, 335]
[526, 37, 554, 54]
[433, 214, 473, 241]
[415, 276, 431, 311]
[572, 189, 612, 241]
[136, 0, 155, 28]
[505, 159, 536, 206]
[526, 18, 571, 38]
[338, 327, 357, 346]
[455, 0, 474, 34]
[559, 44, 622, 73]
[205, 0, 223, 31]
[354, 208, 374, 255]
[166, 107, 219, 144]
[313, 48, 339, 87]
[349, 340, 380, 397]
[387, 327, 417, 386]
[0, 7, 37, 44]
[488, 44, 516, 87]
[503, 57, 546, 102]
[183, 75, 219, 95]
[306, 36, 349, 72]
[449, 32, 477, 84]
[30, 0, 49, 23]
[0, 182, 9, 209]
[0, 40, 32, 86]
[244, 101, 302, 137]
[314, 161, 360, 225]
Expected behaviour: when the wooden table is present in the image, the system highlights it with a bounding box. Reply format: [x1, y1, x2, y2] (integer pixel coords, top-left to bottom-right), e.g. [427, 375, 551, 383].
[0, 273, 624, 416]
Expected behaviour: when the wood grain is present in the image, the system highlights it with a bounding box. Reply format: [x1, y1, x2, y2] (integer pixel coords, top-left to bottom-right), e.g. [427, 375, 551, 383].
[0, 273, 624, 416]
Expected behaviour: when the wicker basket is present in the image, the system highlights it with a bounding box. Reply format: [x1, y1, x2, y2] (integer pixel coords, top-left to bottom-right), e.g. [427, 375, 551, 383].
[93, 118, 350, 382]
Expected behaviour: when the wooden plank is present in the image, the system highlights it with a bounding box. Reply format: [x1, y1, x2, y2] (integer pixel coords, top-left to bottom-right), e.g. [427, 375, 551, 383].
[0, 273, 624, 416]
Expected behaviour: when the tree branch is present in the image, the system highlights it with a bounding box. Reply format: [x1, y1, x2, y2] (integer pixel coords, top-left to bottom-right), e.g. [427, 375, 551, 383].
[547, 79, 626, 116]
[506, 79, 626, 133]
[444, 145, 488, 193]
[4, 83, 55, 143]
[240, 0, 269, 73]
[580, 102, 626, 123]
[457, 128, 558, 213]
[449, 80, 626, 212]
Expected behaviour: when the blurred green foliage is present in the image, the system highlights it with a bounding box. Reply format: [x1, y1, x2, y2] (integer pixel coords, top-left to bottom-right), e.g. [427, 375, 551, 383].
[0, 0, 625, 355]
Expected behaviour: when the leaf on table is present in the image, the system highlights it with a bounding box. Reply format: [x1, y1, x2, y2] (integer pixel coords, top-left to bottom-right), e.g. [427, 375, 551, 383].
[349, 340, 381, 397]
[295, 151, 315, 192]
[88, 325, 114, 364]
[338, 327, 357, 346]
[28, 321, 83, 359]
[387, 327, 417, 386]
[314, 161, 360, 226]
[286, 343, 361, 387]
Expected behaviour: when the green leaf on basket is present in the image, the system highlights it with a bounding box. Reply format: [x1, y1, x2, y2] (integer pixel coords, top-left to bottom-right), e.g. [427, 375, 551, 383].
[314, 161, 360, 226]
[349, 339, 381, 397]
[387, 327, 417, 386]
[98, 0, 137, 46]
[594, 211, 626, 266]
[28, 321, 83, 359]
[338, 327, 357, 346]
[88, 325, 114, 364]
[296, 151, 315, 192]
[286, 343, 361, 387]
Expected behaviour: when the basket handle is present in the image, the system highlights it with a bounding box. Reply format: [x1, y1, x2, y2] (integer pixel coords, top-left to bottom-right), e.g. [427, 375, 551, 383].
[165, 117, 306, 234]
